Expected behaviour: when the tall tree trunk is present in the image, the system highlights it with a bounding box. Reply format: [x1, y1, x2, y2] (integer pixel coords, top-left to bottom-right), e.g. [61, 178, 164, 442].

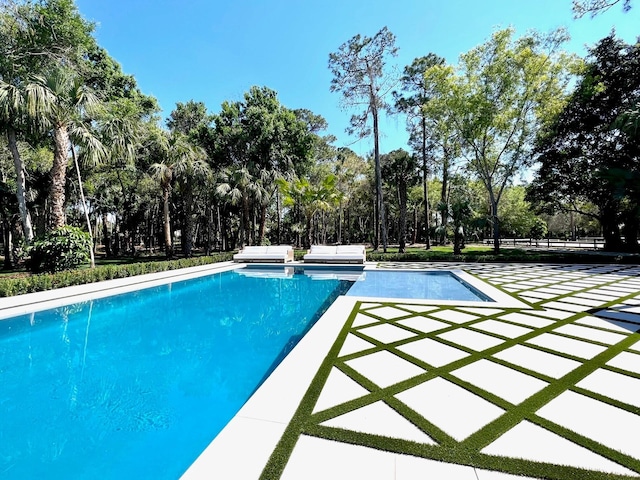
[182, 183, 194, 257]
[7, 127, 34, 242]
[102, 213, 111, 257]
[421, 117, 430, 250]
[258, 204, 267, 245]
[398, 179, 408, 253]
[49, 124, 70, 229]
[439, 162, 449, 245]
[372, 100, 387, 252]
[2, 213, 12, 269]
[163, 184, 173, 258]
[305, 212, 313, 248]
[71, 146, 95, 268]
[276, 190, 282, 245]
[412, 207, 418, 244]
[490, 193, 500, 254]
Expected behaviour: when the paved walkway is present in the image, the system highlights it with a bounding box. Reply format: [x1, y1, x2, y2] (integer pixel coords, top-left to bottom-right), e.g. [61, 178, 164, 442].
[187, 263, 640, 480]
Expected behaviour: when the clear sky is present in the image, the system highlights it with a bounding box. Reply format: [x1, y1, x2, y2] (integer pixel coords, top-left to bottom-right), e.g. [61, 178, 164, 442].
[75, 0, 639, 157]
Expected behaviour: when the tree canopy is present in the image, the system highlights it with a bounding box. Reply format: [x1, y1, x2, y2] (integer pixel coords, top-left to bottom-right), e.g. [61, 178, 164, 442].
[527, 35, 640, 251]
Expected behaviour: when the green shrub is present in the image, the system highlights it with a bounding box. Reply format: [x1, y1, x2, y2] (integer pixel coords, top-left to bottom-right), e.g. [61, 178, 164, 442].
[0, 253, 234, 297]
[27, 226, 91, 273]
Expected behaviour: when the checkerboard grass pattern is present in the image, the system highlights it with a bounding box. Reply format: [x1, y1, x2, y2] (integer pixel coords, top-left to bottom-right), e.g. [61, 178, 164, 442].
[261, 264, 640, 480]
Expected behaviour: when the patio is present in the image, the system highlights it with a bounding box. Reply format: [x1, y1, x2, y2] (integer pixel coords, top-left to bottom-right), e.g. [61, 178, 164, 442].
[184, 262, 640, 479]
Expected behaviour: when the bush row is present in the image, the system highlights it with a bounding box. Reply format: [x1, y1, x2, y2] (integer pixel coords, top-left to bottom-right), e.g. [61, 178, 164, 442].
[366, 249, 640, 264]
[0, 253, 234, 297]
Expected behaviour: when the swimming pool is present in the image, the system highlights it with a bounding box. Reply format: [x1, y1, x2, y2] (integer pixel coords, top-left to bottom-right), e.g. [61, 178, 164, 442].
[0, 268, 352, 479]
[346, 270, 492, 301]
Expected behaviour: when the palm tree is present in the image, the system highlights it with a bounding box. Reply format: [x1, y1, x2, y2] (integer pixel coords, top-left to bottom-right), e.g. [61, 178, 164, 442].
[280, 174, 341, 248]
[151, 132, 209, 258]
[26, 67, 102, 229]
[216, 166, 255, 248]
[0, 81, 35, 242]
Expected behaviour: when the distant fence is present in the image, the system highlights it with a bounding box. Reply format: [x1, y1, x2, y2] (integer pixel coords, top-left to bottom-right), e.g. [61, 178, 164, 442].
[485, 238, 607, 249]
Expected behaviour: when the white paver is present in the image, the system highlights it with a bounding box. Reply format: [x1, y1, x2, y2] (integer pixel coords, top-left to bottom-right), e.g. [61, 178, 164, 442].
[526, 333, 608, 359]
[396, 378, 504, 441]
[540, 301, 591, 313]
[537, 391, 640, 459]
[339, 334, 375, 357]
[498, 312, 555, 329]
[458, 307, 505, 316]
[532, 308, 574, 320]
[472, 319, 532, 338]
[396, 456, 477, 479]
[397, 338, 469, 367]
[321, 401, 435, 444]
[553, 323, 628, 345]
[358, 323, 417, 344]
[345, 350, 424, 388]
[575, 292, 620, 302]
[560, 296, 605, 307]
[576, 368, 640, 408]
[481, 420, 636, 476]
[606, 351, 640, 374]
[475, 468, 541, 479]
[438, 329, 504, 351]
[280, 436, 396, 480]
[576, 315, 636, 333]
[182, 416, 286, 480]
[451, 359, 548, 404]
[367, 306, 414, 320]
[493, 344, 581, 378]
[352, 313, 378, 327]
[397, 304, 439, 313]
[313, 368, 370, 413]
[520, 291, 558, 300]
[396, 316, 450, 334]
[429, 309, 479, 324]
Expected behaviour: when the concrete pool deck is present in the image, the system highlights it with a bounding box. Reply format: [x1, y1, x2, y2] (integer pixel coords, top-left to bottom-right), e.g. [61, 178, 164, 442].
[1, 261, 639, 479]
[183, 262, 640, 479]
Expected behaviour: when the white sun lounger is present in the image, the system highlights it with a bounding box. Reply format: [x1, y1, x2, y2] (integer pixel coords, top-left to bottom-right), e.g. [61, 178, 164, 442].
[233, 245, 294, 263]
[303, 245, 366, 264]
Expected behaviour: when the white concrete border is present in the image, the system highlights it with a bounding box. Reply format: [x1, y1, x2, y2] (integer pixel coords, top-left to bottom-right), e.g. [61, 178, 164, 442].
[181, 295, 359, 479]
[0, 261, 237, 320]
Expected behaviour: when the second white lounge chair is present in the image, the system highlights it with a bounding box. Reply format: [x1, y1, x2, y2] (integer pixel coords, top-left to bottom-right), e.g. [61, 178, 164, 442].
[303, 245, 366, 264]
[233, 245, 294, 263]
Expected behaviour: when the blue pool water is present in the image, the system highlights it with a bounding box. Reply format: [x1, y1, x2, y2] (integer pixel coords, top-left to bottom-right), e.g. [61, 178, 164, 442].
[346, 270, 491, 301]
[0, 268, 352, 479]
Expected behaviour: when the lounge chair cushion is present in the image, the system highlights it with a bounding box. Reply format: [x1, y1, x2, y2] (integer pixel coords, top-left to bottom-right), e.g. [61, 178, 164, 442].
[233, 245, 294, 262]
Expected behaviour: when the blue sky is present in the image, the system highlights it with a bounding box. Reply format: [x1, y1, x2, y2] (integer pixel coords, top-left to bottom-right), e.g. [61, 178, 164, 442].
[75, 0, 639, 157]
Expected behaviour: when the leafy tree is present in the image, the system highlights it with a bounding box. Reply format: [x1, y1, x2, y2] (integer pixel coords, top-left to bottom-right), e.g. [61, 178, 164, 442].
[572, 0, 632, 17]
[530, 218, 548, 240]
[528, 35, 640, 251]
[394, 54, 445, 249]
[381, 149, 419, 252]
[0, 81, 35, 241]
[167, 100, 211, 137]
[0, 0, 95, 241]
[151, 132, 208, 258]
[328, 26, 398, 252]
[424, 28, 575, 253]
[279, 174, 340, 248]
[26, 67, 103, 228]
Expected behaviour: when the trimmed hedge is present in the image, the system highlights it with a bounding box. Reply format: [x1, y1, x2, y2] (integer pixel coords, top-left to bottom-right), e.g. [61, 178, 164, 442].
[366, 249, 640, 264]
[0, 253, 234, 297]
